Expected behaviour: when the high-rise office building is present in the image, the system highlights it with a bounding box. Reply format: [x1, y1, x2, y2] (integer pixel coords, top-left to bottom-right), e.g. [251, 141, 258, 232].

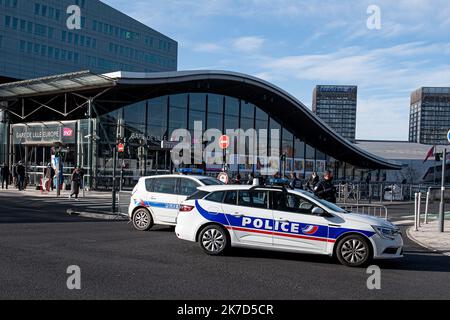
[409, 87, 450, 145]
[0, 0, 178, 82]
[312, 85, 357, 142]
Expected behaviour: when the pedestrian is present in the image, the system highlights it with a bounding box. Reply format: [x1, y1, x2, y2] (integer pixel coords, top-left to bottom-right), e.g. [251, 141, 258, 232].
[289, 172, 303, 190]
[45, 163, 55, 191]
[306, 172, 319, 192]
[12, 163, 18, 189]
[69, 167, 82, 200]
[314, 170, 337, 203]
[247, 173, 255, 185]
[233, 174, 242, 185]
[1, 163, 10, 189]
[16, 161, 26, 191]
[79, 167, 85, 191]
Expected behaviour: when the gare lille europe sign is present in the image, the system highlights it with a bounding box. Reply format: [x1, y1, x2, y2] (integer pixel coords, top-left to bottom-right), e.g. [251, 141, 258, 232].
[12, 122, 76, 145]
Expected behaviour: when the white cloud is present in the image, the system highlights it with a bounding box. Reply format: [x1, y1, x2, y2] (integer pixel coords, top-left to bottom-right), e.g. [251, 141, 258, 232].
[231, 36, 266, 53]
[258, 42, 450, 90]
[193, 42, 223, 53]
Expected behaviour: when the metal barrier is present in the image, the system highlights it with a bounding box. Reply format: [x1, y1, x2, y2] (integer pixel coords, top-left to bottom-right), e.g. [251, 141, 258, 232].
[337, 203, 389, 220]
[117, 191, 131, 217]
[336, 182, 434, 203]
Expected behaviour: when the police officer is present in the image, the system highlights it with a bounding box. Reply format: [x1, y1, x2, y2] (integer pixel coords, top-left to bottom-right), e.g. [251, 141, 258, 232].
[1, 163, 9, 189]
[314, 170, 337, 203]
[16, 161, 26, 191]
[306, 172, 319, 192]
[289, 172, 303, 190]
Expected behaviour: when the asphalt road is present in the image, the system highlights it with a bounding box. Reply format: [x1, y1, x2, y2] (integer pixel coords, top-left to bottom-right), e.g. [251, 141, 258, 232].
[1, 191, 449, 300]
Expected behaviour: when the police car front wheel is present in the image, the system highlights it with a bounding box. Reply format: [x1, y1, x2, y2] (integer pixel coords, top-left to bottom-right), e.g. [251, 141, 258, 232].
[132, 208, 154, 231]
[199, 225, 229, 255]
[336, 234, 371, 267]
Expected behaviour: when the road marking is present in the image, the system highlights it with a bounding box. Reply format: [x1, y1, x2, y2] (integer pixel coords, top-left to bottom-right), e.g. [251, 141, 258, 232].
[393, 220, 415, 226]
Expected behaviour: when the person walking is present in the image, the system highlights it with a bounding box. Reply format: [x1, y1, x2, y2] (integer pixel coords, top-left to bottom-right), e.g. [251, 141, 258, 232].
[314, 170, 337, 203]
[289, 172, 303, 190]
[233, 174, 242, 185]
[45, 163, 55, 191]
[306, 172, 319, 192]
[247, 173, 255, 185]
[16, 161, 26, 191]
[69, 167, 82, 200]
[1, 163, 9, 189]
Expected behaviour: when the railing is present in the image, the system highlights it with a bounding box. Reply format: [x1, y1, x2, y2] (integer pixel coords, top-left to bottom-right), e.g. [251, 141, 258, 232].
[337, 203, 389, 220]
[336, 182, 432, 203]
[117, 191, 131, 216]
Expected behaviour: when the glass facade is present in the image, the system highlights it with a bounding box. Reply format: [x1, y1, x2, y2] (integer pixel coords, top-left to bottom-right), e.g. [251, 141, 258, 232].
[312, 85, 357, 142]
[0, 0, 178, 81]
[84, 92, 367, 188]
[409, 87, 450, 145]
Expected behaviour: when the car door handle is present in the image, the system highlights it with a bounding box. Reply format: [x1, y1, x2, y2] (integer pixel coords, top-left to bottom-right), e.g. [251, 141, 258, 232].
[275, 218, 289, 222]
[231, 212, 244, 218]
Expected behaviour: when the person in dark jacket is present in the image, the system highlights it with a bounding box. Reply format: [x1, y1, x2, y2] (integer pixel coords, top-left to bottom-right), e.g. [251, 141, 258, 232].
[289, 172, 303, 190]
[1, 163, 9, 189]
[306, 172, 319, 191]
[69, 167, 82, 200]
[45, 163, 55, 191]
[314, 170, 337, 203]
[16, 161, 26, 191]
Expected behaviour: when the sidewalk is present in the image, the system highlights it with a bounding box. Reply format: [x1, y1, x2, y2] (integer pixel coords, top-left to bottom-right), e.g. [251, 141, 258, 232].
[407, 220, 450, 256]
[0, 187, 115, 199]
[0, 187, 129, 220]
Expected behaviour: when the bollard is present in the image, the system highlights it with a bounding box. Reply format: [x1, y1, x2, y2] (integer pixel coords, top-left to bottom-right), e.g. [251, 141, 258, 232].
[380, 183, 383, 203]
[417, 192, 422, 228]
[414, 193, 419, 231]
[425, 191, 430, 224]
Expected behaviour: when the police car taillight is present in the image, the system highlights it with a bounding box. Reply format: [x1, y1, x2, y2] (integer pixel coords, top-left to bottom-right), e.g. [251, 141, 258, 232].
[180, 205, 195, 212]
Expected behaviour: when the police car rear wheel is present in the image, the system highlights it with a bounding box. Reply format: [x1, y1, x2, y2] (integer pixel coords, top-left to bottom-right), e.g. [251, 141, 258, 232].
[336, 235, 371, 267]
[199, 225, 229, 255]
[132, 208, 153, 231]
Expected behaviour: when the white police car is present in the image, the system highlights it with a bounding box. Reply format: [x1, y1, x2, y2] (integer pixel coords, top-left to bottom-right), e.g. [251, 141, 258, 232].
[129, 175, 222, 231]
[175, 185, 403, 267]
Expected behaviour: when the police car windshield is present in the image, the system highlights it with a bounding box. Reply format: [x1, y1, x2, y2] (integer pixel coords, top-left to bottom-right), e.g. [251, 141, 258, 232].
[199, 178, 224, 186]
[300, 191, 348, 213]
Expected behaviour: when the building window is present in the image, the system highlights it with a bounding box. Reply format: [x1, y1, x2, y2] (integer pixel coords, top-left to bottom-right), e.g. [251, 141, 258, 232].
[169, 94, 188, 137]
[148, 97, 168, 140]
[189, 93, 207, 134]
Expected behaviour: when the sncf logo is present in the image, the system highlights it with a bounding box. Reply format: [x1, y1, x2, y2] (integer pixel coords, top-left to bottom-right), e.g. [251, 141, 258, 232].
[63, 127, 74, 137]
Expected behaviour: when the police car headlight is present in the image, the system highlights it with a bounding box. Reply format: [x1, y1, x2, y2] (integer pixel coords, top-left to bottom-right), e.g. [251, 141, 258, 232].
[372, 225, 399, 240]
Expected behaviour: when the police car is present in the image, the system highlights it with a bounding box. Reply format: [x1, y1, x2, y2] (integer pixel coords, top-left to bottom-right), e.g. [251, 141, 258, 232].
[175, 185, 403, 267]
[129, 174, 223, 231]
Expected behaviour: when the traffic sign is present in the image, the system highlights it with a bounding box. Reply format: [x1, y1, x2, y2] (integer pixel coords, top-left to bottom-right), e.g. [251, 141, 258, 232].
[118, 143, 125, 153]
[161, 140, 179, 150]
[447, 130, 450, 143]
[219, 135, 230, 150]
[217, 172, 229, 184]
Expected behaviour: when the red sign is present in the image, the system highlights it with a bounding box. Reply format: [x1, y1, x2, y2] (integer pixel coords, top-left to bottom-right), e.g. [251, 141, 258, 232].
[118, 143, 125, 153]
[63, 127, 73, 137]
[217, 172, 229, 184]
[219, 135, 230, 150]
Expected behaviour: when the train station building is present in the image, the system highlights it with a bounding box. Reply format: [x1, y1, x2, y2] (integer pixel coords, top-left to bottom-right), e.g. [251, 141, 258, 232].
[0, 70, 400, 189]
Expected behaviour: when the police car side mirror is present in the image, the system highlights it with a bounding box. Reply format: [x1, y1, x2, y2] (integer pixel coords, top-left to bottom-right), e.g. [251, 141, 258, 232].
[312, 207, 325, 216]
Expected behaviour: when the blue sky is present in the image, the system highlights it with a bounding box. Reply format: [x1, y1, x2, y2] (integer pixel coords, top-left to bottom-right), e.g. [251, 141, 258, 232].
[103, 0, 450, 141]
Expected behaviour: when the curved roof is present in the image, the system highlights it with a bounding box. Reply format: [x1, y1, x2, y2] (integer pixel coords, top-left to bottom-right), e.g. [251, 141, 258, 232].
[0, 69, 400, 170]
[105, 70, 400, 170]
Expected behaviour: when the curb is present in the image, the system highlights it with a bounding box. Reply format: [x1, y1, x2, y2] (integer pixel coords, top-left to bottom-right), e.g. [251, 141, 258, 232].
[67, 209, 128, 221]
[406, 226, 449, 256]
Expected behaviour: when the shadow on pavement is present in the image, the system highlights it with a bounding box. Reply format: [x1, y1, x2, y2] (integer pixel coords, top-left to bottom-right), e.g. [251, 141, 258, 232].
[377, 252, 450, 273]
[225, 247, 450, 272]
